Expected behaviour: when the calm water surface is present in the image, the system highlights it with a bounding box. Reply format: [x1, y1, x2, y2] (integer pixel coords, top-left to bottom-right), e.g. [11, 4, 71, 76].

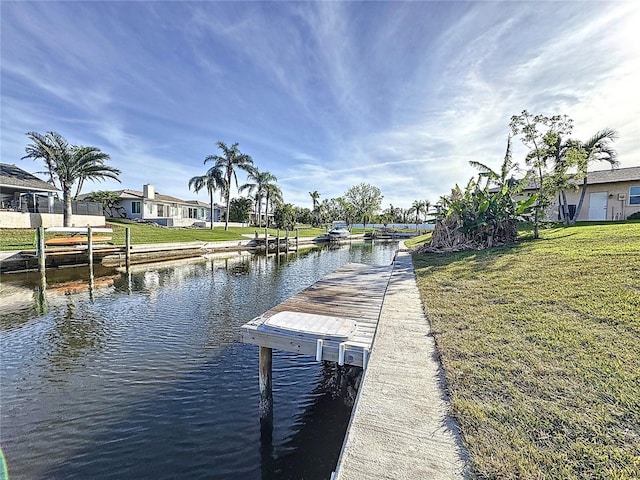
[0, 242, 398, 480]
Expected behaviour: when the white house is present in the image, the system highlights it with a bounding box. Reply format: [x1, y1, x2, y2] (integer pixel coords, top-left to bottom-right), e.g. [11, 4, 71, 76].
[100, 184, 225, 227]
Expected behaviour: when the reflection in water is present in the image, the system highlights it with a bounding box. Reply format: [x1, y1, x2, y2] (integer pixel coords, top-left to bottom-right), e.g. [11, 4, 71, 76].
[261, 363, 362, 480]
[44, 298, 108, 372]
[88, 262, 95, 302]
[0, 242, 398, 480]
[35, 270, 48, 315]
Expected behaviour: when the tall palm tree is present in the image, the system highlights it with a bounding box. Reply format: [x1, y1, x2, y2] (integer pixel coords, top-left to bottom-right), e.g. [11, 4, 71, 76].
[411, 200, 429, 230]
[241, 167, 277, 227]
[309, 190, 321, 226]
[188, 165, 225, 229]
[309, 191, 320, 211]
[571, 129, 618, 224]
[264, 183, 283, 228]
[22, 131, 120, 227]
[205, 141, 254, 231]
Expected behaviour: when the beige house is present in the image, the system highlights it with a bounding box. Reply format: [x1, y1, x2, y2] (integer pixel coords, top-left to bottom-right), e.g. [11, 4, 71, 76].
[517, 166, 640, 221]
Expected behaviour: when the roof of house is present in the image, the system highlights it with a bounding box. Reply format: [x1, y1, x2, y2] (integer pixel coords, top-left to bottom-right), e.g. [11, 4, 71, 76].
[78, 189, 218, 208]
[520, 165, 640, 190]
[97, 189, 187, 204]
[586, 166, 640, 184]
[0, 163, 59, 192]
[184, 200, 218, 208]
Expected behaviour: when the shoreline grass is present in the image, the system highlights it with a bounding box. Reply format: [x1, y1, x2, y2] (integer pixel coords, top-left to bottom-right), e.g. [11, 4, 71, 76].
[0, 220, 328, 251]
[412, 222, 640, 479]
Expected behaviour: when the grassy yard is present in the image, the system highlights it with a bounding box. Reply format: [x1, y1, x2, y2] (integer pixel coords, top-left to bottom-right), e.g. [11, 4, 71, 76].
[0, 219, 327, 250]
[413, 222, 640, 479]
[404, 231, 432, 248]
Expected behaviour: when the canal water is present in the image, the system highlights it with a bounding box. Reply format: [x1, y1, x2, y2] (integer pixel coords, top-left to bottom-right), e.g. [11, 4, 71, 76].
[0, 241, 398, 480]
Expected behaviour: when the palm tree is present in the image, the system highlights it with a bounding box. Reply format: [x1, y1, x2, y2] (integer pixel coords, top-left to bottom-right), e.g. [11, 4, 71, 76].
[571, 129, 618, 224]
[411, 200, 429, 231]
[204, 142, 254, 231]
[470, 136, 522, 191]
[309, 190, 321, 226]
[423, 200, 431, 224]
[309, 190, 320, 211]
[188, 165, 225, 229]
[264, 183, 283, 228]
[22, 131, 120, 227]
[241, 167, 277, 226]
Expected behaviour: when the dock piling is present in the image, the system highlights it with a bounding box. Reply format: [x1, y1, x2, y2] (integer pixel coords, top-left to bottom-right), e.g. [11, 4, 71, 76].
[125, 227, 131, 270]
[316, 339, 324, 361]
[36, 226, 46, 273]
[87, 226, 93, 269]
[87, 227, 95, 300]
[259, 346, 273, 420]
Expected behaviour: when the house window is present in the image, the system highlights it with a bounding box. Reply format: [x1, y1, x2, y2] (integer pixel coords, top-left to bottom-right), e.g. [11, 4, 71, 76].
[630, 186, 640, 205]
[187, 207, 198, 219]
[157, 204, 165, 217]
[146, 202, 153, 214]
[132, 201, 141, 214]
[200, 208, 205, 219]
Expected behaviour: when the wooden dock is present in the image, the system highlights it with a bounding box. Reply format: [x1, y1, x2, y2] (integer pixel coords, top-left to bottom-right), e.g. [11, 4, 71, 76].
[334, 249, 469, 479]
[241, 252, 468, 478]
[241, 263, 393, 368]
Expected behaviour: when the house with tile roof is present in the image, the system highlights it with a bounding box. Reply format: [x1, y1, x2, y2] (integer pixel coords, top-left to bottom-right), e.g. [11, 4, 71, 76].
[517, 166, 640, 221]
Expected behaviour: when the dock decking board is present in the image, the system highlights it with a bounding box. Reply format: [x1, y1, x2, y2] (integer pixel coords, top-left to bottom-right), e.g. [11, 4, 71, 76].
[241, 262, 393, 367]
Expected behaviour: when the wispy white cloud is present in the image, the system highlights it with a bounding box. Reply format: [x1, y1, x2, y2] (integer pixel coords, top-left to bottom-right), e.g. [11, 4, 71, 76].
[2, 1, 638, 211]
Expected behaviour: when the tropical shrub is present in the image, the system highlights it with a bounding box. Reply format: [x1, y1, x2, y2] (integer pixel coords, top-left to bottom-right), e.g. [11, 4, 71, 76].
[420, 138, 536, 252]
[273, 203, 296, 230]
[228, 197, 252, 223]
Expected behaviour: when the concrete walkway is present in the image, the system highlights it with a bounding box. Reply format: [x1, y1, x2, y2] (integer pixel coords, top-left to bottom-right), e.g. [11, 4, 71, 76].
[334, 247, 469, 479]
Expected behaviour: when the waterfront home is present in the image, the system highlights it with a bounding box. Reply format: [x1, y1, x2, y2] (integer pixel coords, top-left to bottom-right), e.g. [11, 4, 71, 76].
[513, 166, 640, 221]
[0, 163, 105, 228]
[92, 184, 225, 227]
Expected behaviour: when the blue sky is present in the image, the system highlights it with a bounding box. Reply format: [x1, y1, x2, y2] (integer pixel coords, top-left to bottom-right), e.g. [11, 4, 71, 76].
[2, 1, 639, 210]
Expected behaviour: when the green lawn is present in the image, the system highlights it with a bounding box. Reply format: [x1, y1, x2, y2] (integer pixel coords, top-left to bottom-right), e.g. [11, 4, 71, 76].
[0, 219, 327, 250]
[412, 222, 640, 479]
[404, 231, 432, 248]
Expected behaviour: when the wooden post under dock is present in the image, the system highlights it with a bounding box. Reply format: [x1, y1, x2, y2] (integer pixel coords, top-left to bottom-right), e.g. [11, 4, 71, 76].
[242, 262, 394, 417]
[259, 346, 273, 421]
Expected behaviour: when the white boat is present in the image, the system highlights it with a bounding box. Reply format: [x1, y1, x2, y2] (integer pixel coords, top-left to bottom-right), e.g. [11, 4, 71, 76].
[328, 227, 350, 240]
